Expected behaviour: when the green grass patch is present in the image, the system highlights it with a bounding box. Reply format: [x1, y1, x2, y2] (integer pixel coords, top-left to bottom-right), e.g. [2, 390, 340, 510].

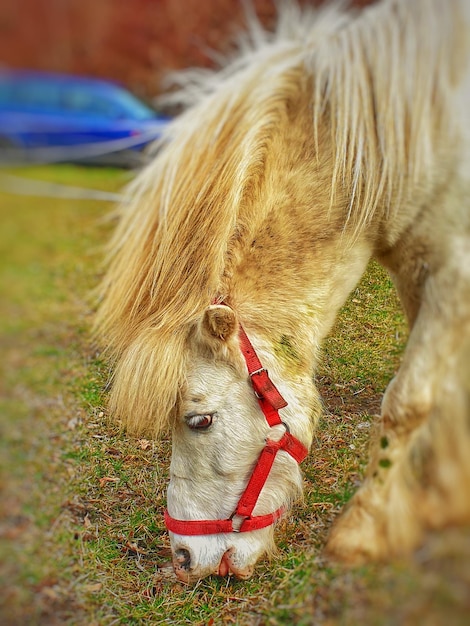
[320, 260, 407, 394]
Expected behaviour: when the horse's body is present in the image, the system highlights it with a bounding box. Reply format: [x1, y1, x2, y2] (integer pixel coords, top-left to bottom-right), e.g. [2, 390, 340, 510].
[95, 0, 470, 582]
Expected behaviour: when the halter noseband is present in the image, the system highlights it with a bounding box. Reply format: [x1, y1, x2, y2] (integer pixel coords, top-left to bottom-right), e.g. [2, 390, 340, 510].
[164, 313, 309, 536]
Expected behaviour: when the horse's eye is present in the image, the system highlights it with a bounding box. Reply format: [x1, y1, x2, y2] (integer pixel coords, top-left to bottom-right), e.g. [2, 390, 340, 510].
[186, 414, 214, 430]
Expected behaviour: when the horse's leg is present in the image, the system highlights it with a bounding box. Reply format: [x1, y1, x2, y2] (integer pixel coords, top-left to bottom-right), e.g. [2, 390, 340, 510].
[325, 194, 470, 563]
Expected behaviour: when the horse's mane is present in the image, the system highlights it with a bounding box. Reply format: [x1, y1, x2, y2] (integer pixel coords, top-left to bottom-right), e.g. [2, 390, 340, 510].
[94, 0, 463, 437]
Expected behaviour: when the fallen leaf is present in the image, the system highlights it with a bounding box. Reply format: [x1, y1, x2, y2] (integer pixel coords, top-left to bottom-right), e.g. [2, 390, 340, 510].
[138, 439, 151, 450]
[80, 531, 96, 542]
[105, 447, 121, 457]
[98, 476, 119, 488]
[142, 587, 156, 599]
[67, 416, 79, 430]
[41, 586, 61, 601]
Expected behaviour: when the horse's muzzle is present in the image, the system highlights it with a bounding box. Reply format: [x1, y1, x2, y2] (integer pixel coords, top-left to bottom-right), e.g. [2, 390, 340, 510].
[172, 546, 254, 583]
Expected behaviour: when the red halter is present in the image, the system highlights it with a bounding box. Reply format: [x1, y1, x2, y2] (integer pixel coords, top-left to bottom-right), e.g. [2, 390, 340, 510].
[164, 317, 309, 536]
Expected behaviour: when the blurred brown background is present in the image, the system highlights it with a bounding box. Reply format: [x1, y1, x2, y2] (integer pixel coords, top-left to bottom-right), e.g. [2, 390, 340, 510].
[0, 0, 375, 100]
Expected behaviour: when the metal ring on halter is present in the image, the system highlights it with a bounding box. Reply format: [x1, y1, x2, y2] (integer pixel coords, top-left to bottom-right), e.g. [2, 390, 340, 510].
[229, 512, 248, 533]
[264, 420, 290, 444]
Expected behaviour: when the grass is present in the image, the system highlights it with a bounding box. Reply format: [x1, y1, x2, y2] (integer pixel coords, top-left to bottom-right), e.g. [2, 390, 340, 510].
[1, 165, 469, 625]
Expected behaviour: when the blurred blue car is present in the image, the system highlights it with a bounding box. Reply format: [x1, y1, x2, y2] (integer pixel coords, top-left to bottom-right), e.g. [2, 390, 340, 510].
[0, 70, 170, 167]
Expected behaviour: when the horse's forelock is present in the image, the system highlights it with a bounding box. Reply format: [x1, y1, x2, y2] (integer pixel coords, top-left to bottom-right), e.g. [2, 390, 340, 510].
[107, 327, 189, 437]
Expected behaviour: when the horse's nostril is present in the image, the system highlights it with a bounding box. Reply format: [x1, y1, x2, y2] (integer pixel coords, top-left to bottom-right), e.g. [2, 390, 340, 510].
[174, 548, 191, 570]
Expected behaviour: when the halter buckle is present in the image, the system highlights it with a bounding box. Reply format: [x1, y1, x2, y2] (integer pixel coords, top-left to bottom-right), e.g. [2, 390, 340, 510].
[249, 367, 268, 398]
[249, 367, 288, 409]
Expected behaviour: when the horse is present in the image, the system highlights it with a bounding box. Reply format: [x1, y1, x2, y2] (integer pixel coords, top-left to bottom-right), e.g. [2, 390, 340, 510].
[94, 0, 470, 583]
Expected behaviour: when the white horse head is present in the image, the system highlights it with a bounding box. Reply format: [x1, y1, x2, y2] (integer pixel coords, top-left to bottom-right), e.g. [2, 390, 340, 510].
[166, 304, 315, 581]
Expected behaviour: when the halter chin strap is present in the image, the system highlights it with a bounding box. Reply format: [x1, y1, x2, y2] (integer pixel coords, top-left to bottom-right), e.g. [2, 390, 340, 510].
[164, 311, 309, 536]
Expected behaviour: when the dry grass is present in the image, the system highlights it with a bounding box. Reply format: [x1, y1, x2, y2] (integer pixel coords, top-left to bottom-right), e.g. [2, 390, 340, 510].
[0, 166, 469, 625]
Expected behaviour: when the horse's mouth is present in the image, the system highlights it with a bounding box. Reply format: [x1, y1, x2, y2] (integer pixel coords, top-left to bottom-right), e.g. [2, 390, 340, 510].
[217, 548, 254, 579]
[172, 547, 254, 583]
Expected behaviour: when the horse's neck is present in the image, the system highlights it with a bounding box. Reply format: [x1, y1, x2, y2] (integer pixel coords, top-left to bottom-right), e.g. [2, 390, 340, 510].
[231, 231, 373, 378]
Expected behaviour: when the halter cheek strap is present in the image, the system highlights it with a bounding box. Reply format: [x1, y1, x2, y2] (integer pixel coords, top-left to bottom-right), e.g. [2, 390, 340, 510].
[164, 314, 309, 536]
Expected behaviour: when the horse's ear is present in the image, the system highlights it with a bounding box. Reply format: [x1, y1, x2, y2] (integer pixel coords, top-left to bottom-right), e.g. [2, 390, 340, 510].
[200, 305, 239, 343]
